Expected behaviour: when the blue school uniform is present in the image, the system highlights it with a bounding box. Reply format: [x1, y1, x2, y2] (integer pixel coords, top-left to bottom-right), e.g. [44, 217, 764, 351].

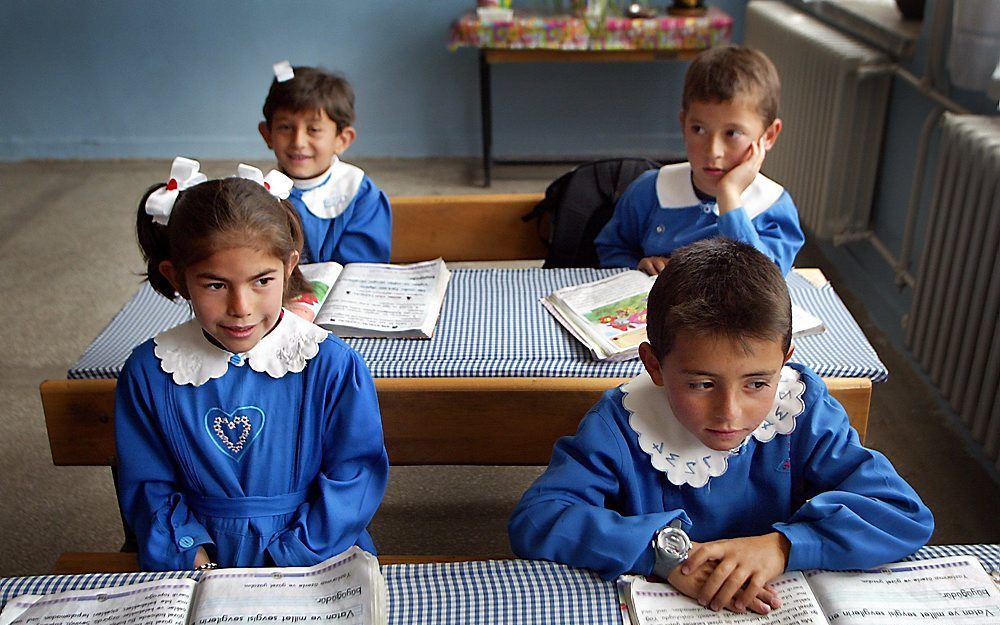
[287, 157, 392, 264]
[115, 312, 389, 571]
[508, 364, 933, 580]
[594, 163, 804, 274]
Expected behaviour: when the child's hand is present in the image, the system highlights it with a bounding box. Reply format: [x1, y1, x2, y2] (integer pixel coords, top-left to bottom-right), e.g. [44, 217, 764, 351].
[716, 136, 767, 215]
[681, 532, 790, 613]
[637, 256, 670, 276]
[193, 546, 212, 569]
[667, 552, 781, 615]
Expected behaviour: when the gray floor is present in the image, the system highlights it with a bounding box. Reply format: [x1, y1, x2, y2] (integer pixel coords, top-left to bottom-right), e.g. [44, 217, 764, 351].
[0, 158, 996, 578]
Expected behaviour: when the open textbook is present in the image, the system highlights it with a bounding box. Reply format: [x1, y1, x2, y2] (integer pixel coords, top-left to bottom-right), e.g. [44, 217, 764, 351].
[542, 270, 826, 362]
[618, 555, 1000, 625]
[291, 258, 450, 339]
[0, 547, 386, 625]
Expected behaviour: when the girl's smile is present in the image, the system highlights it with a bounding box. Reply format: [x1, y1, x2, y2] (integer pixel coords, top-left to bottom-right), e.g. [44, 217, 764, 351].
[161, 246, 295, 354]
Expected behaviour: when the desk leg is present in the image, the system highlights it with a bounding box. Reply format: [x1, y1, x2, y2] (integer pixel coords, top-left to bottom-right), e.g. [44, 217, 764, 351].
[479, 49, 492, 188]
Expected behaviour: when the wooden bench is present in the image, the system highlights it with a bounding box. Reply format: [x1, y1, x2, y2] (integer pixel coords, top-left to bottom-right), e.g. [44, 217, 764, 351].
[40, 193, 872, 573]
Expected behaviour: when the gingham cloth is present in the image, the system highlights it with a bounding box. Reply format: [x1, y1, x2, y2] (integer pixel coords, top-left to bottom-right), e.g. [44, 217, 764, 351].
[69, 269, 887, 382]
[2, 547, 997, 621]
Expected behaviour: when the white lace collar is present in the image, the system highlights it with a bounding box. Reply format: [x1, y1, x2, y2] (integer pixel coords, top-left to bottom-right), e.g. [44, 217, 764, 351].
[622, 366, 806, 488]
[153, 311, 329, 387]
[292, 156, 365, 219]
[654, 162, 784, 219]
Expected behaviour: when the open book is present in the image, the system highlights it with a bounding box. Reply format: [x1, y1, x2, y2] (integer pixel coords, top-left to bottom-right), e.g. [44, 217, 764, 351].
[290, 258, 450, 339]
[618, 555, 1000, 625]
[0, 547, 386, 625]
[541, 270, 826, 362]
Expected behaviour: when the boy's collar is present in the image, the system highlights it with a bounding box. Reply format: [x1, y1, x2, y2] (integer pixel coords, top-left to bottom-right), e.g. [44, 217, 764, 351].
[621, 365, 805, 488]
[287, 158, 366, 220]
[654, 162, 784, 219]
[153, 310, 328, 387]
[290, 156, 339, 191]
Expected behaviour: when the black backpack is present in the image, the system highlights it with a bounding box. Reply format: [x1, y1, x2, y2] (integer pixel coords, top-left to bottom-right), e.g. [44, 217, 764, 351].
[525, 158, 661, 268]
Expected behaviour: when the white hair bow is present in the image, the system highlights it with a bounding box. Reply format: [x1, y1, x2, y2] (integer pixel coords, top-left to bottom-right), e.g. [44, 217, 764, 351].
[273, 60, 294, 82]
[144, 157, 208, 225]
[237, 164, 294, 200]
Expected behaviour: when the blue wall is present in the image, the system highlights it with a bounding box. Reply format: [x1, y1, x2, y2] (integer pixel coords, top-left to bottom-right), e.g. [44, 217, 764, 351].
[0, 0, 746, 161]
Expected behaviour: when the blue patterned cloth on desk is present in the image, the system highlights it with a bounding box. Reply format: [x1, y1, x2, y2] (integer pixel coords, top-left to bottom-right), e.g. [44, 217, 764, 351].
[69, 268, 888, 383]
[1, 547, 997, 622]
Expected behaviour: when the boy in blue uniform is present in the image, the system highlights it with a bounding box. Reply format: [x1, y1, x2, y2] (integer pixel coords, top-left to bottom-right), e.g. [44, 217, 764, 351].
[259, 65, 392, 265]
[595, 46, 804, 275]
[509, 239, 933, 615]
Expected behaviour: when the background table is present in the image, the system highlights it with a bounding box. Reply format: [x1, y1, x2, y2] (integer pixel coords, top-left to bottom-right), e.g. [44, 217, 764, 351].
[449, 9, 734, 185]
[69, 268, 887, 383]
[2, 546, 998, 623]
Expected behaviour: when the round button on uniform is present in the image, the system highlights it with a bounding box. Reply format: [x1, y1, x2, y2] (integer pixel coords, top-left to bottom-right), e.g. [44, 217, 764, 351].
[178, 536, 195, 548]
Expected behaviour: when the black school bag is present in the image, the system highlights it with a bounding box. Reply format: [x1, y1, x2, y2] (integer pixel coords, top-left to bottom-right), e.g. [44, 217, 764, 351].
[525, 158, 661, 268]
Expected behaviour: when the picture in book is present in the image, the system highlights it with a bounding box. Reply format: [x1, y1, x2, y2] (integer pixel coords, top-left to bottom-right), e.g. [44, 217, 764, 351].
[288, 258, 450, 339]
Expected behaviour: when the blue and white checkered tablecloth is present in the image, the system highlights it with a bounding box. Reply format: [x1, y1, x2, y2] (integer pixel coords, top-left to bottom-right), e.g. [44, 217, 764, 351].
[68, 269, 887, 382]
[2, 547, 997, 621]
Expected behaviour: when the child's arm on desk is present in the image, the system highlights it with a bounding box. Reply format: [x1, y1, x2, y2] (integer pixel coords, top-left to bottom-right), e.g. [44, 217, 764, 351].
[509, 406, 685, 579]
[774, 368, 934, 571]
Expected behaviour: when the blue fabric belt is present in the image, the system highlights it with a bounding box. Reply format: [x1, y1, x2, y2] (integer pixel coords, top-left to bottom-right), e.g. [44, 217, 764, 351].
[187, 489, 308, 518]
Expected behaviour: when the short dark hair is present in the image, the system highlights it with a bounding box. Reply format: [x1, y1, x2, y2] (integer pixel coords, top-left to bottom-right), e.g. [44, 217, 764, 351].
[136, 177, 310, 302]
[682, 45, 781, 127]
[262, 66, 355, 131]
[645, 238, 791, 360]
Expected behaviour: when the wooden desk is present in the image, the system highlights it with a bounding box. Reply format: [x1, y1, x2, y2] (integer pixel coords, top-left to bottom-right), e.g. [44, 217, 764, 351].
[43, 194, 874, 466]
[40, 194, 876, 572]
[50, 552, 477, 575]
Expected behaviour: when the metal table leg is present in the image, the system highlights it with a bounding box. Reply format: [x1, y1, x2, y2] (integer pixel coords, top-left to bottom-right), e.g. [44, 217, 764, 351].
[479, 49, 493, 187]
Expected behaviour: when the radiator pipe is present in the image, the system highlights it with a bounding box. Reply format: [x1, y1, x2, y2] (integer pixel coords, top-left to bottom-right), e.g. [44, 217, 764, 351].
[832, 229, 916, 289]
[885, 67, 970, 287]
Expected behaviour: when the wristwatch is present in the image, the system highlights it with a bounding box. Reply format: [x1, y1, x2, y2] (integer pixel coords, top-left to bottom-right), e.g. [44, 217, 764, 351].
[651, 519, 691, 579]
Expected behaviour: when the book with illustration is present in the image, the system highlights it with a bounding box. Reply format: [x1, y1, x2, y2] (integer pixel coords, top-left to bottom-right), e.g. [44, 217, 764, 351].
[290, 258, 450, 339]
[0, 547, 386, 625]
[617, 555, 999, 625]
[542, 270, 825, 362]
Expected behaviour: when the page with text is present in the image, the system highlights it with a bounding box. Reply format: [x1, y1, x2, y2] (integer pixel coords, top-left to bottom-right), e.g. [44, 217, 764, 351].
[808, 556, 1000, 624]
[626, 573, 828, 625]
[187, 547, 386, 625]
[315, 258, 449, 337]
[0, 578, 196, 625]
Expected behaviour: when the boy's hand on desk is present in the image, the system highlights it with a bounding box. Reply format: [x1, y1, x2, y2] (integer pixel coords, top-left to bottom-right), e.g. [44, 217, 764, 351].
[682, 532, 790, 614]
[638, 256, 670, 276]
[667, 546, 780, 616]
[717, 136, 767, 215]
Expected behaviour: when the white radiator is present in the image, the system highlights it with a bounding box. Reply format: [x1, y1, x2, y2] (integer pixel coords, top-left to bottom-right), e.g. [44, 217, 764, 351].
[906, 114, 1000, 468]
[745, 1, 892, 239]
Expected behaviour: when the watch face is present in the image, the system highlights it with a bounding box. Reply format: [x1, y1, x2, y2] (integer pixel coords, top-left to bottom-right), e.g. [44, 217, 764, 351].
[657, 528, 691, 558]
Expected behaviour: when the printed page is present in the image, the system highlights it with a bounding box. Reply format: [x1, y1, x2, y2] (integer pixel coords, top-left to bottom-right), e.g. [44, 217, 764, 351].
[546, 271, 654, 359]
[807, 556, 1000, 624]
[187, 546, 386, 625]
[791, 304, 825, 339]
[290, 262, 344, 323]
[315, 258, 450, 338]
[625, 573, 827, 625]
[0, 578, 196, 625]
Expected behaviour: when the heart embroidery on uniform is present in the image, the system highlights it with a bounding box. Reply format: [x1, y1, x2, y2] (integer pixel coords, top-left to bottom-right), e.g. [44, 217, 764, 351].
[204, 406, 265, 462]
